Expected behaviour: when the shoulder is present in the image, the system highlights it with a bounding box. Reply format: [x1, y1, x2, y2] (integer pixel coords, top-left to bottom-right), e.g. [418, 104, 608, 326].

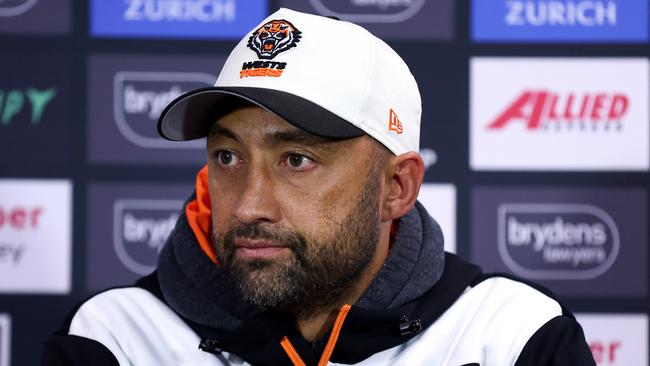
[396, 256, 593, 365]
[42, 275, 215, 365]
[431, 254, 565, 335]
[67, 286, 189, 341]
[468, 275, 564, 325]
[468, 275, 594, 365]
[43, 286, 168, 365]
[439, 275, 565, 363]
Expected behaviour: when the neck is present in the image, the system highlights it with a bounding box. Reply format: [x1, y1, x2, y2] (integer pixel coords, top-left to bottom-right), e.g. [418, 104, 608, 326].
[294, 223, 391, 341]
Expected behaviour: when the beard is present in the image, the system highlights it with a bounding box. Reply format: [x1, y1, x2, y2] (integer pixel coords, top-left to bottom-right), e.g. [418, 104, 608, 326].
[212, 172, 381, 316]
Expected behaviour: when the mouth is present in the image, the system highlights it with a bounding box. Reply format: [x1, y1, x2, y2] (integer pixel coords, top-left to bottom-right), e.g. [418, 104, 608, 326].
[234, 237, 289, 260]
[262, 39, 276, 52]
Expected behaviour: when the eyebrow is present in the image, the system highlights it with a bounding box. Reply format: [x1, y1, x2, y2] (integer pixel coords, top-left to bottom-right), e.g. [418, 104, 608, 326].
[208, 126, 240, 142]
[209, 126, 339, 150]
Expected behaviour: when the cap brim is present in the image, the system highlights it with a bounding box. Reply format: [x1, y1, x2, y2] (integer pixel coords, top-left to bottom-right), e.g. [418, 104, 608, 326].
[157, 86, 365, 141]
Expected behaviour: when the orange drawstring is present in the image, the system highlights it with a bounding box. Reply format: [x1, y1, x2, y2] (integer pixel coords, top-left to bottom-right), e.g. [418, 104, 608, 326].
[280, 336, 307, 366]
[318, 304, 351, 366]
[280, 304, 352, 366]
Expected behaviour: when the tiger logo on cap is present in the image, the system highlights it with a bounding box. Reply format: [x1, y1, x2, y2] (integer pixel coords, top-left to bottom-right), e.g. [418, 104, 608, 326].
[247, 19, 302, 60]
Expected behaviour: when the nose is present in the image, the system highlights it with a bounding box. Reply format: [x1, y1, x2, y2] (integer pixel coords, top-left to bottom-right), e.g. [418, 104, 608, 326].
[232, 163, 281, 225]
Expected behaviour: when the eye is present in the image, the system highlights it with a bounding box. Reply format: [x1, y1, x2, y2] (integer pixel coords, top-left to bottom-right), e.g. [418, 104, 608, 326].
[214, 150, 242, 167]
[284, 153, 316, 171]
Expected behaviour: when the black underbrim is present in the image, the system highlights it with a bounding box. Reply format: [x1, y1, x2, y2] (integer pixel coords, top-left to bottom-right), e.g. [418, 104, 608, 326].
[157, 86, 365, 141]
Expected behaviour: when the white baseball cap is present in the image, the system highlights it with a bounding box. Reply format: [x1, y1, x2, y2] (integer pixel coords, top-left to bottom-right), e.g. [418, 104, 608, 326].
[158, 8, 421, 155]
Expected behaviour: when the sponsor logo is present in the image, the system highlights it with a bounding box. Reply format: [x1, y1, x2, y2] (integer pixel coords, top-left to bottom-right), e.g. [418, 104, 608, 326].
[0, 56, 70, 164]
[309, 0, 426, 23]
[0, 314, 9, 366]
[240, 60, 288, 78]
[0, 88, 57, 126]
[388, 108, 403, 134]
[247, 20, 301, 59]
[113, 199, 182, 275]
[0, 206, 43, 265]
[472, 0, 648, 42]
[590, 340, 622, 365]
[91, 0, 266, 39]
[240, 19, 301, 79]
[498, 203, 619, 279]
[113, 71, 214, 148]
[123, 0, 236, 23]
[577, 314, 649, 365]
[0, 180, 71, 294]
[417, 184, 456, 253]
[505, 0, 617, 27]
[488, 91, 628, 131]
[470, 58, 649, 171]
[0, 0, 37, 17]
[88, 55, 221, 164]
[472, 187, 647, 297]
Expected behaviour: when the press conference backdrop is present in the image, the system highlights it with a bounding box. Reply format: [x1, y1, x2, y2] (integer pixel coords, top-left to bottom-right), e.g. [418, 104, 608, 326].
[0, 1, 649, 365]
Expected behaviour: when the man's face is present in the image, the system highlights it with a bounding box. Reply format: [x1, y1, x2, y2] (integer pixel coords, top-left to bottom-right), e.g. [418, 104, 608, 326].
[207, 105, 386, 314]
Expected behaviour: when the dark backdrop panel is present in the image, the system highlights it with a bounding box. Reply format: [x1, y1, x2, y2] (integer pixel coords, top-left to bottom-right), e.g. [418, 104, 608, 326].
[0, 1, 648, 365]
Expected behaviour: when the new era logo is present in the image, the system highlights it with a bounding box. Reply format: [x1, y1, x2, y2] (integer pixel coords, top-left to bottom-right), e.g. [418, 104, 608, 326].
[389, 108, 403, 134]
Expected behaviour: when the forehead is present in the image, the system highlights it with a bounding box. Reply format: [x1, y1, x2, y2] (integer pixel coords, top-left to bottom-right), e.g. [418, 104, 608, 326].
[211, 105, 299, 135]
[208, 105, 343, 150]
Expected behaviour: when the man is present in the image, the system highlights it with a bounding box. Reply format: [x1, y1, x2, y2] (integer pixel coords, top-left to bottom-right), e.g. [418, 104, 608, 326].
[43, 8, 595, 366]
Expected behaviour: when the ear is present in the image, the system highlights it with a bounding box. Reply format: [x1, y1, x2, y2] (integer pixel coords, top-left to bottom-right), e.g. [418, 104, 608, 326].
[381, 152, 425, 221]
